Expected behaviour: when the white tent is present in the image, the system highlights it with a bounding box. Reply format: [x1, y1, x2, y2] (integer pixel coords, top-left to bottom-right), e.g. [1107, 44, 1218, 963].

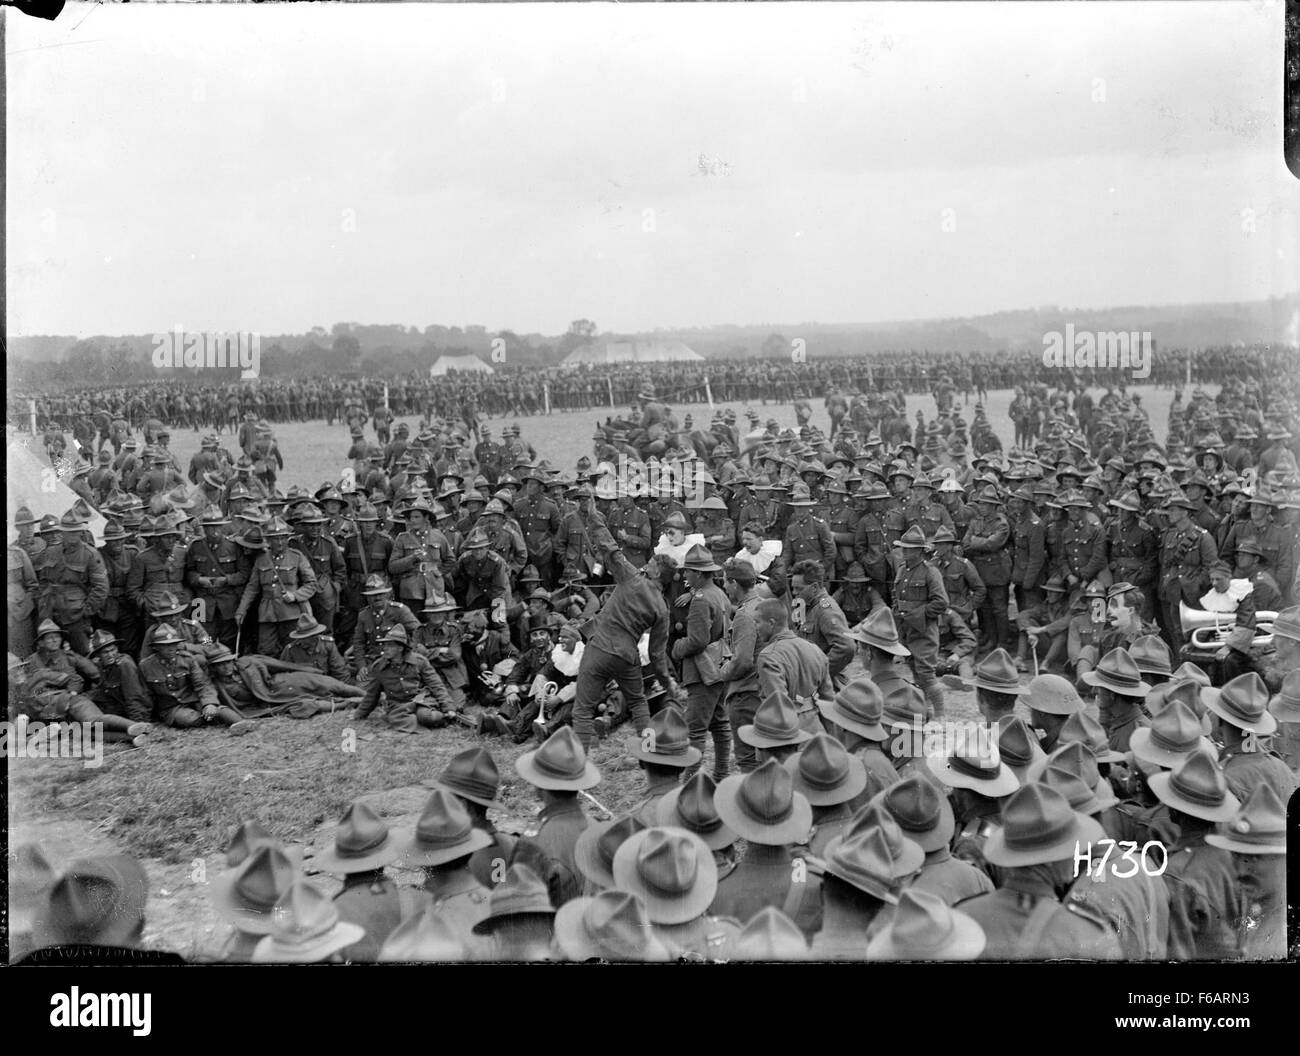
[430, 354, 494, 376]
[7, 435, 108, 544]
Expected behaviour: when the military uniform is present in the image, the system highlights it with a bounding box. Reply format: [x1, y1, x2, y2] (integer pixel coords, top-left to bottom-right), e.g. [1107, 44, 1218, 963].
[1107, 517, 1158, 614]
[904, 498, 953, 540]
[911, 846, 995, 906]
[672, 577, 731, 776]
[40, 538, 109, 655]
[389, 526, 453, 609]
[1058, 520, 1108, 585]
[1067, 862, 1170, 961]
[936, 551, 985, 624]
[352, 600, 421, 674]
[339, 531, 394, 644]
[513, 795, 589, 909]
[784, 512, 836, 573]
[88, 654, 153, 725]
[28, 646, 100, 694]
[1157, 521, 1217, 649]
[138, 649, 221, 727]
[852, 511, 891, 599]
[236, 548, 319, 655]
[694, 510, 737, 568]
[708, 844, 822, 940]
[184, 535, 246, 650]
[893, 557, 949, 714]
[291, 534, 347, 633]
[1219, 742, 1297, 807]
[1162, 831, 1245, 960]
[606, 501, 652, 567]
[514, 493, 562, 587]
[414, 871, 493, 962]
[825, 501, 860, 579]
[795, 588, 855, 687]
[354, 647, 454, 731]
[413, 618, 469, 709]
[1009, 509, 1047, 609]
[963, 511, 1012, 652]
[127, 542, 192, 628]
[958, 873, 1121, 960]
[8, 545, 38, 659]
[757, 629, 834, 735]
[456, 547, 512, 615]
[280, 634, 351, 683]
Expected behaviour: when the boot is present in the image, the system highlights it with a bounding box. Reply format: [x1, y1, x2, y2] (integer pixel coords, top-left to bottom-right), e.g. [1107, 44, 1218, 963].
[923, 683, 946, 721]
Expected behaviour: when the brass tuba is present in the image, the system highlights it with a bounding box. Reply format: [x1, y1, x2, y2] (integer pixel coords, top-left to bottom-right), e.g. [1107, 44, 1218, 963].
[1179, 602, 1276, 650]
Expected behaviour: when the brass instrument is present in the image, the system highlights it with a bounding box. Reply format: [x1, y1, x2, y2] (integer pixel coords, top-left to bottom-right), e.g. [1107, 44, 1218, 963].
[1179, 602, 1276, 650]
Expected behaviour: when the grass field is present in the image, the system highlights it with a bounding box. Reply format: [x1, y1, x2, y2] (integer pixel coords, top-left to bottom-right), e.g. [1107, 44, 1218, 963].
[9, 380, 1197, 956]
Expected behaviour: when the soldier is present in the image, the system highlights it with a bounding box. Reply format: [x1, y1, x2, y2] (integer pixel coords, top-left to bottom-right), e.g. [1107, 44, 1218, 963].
[408, 594, 468, 710]
[932, 525, 985, 627]
[1203, 673, 1296, 806]
[12, 506, 46, 565]
[963, 486, 1013, 655]
[456, 527, 513, 618]
[352, 625, 456, 731]
[9, 538, 39, 660]
[817, 676, 901, 796]
[1224, 491, 1294, 605]
[1007, 484, 1047, 614]
[694, 496, 737, 570]
[821, 480, 858, 580]
[1232, 540, 1284, 613]
[184, 505, 245, 651]
[235, 516, 319, 656]
[783, 483, 835, 572]
[28, 619, 100, 692]
[1065, 580, 1109, 689]
[279, 613, 351, 683]
[139, 591, 213, 661]
[752, 597, 835, 742]
[86, 629, 153, 728]
[95, 520, 137, 658]
[892, 525, 950, 719]
[338, 501, 393, 648]
[554, 484, 604, 582]
[852, 482, 892, 603]
[935, 609, 979, 690]
[789, 559, 854, 688]
[672, 545, 731, 780]
[606, 485, 653, 569]
[514, 468, 562, 588]
[478, 499, 527, 579]
[904, 473, 954, 540]
[290, 504, 346, 634]
[127, 513, 191, 636]
[938, 477, 974, 542]
[1146, 748, 1245, 959]
[38, 511, 109, 656]
[389, 500, 453, 614]
[139, 624, 254, 733]
[1106, 490, 1159, 620]
[1157, 490, 1218, 652]
[1056, 489, 1108, 593]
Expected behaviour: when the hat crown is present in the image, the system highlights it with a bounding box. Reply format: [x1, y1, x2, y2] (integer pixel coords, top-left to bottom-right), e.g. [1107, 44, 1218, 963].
[796, 734, 852, 790]
[976, 648, 1022, 690]
[994, 716, 1041, 767]
[413, 790, 475, 848]
[531, 727, 592, 782]
[827, 826, 899, 895]
[1149, 699, 1205, 752]
[224, 821, 275, 867]
[636, 829, 701, 897]
[334, 801, 391, 858]
[1169, 748, 1229, 807]
[1058, 710, 1110, 756]
[751, 693, 802, 741]
[646, 705, 692, 755]
[1221, 784, 1286, 842]
[235, 844, 297, 909]
[1130, 635, 1172, 676]
[881, 682, 926, 725]
[834, 677, 884, 724]
[1043, 741, 1100, 788]
[439, 747, 501, 803]
[732, 907, 808, 960]
[269, 880, 341, 946]
[853, 608, 903, 648]
[737, 759, 798, 826]
[892, 888, 961, 954]
[487, 863, 553, 919]
[898, 525, 928, 547]
[682, 544, 716, 571]
[1040, 765, 1097, 813]
[882, 772, 943, 834]
[596, 815, 647, 871]
[1216, 673, 1269, 725]
[999, 784, 1077, 854]
[674, 772, 724, 833]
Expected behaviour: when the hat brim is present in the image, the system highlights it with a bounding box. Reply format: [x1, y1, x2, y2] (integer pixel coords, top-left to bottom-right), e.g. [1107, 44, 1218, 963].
[1204, 832, 1286, 856]
[573, 819, 625, 889]
[623, 737, 702, 768]
[312, 832, 403, 875]
[983, 811, 1105, 868]
[1148, 772, 1240, 823]
[927, 754, 1019, 798]
[420, 778, 506, 812]
[514, 751, 602, 791]
[655, 787, 737, 851]
[209, 873, 282, 935]
[611, 829, 718, 925]
[849, 633, 910, 656]
[553, 897, 672, 962]
[866, 908, 985, 960]
[818, 700, 888, 742]
[1080, 670, 1151, 696]
[736, 724, 814, 750]
[289, 627, 327, 640]
[1268, 699, 1300, 724]
[1201, 688, 1278, 736]
[974, 678, 1029, 697]
[713, 775, 813, 845]
[1128, 728, 1216, 771]
[393, 826, 493, 868]
[784, 752, 869, 807]
[252, 921, 365, 963]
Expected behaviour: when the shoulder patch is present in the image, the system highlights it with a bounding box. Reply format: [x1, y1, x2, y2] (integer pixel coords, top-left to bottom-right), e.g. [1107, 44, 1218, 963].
[820, 597, 831, 608]
[1064, 898, 1111, 931]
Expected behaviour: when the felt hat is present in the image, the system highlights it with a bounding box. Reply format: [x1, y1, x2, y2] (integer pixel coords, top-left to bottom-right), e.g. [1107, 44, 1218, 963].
[288, 613, 328, 640]
[737, 691, 815, 750]
[1147, 748, 1240, 823]
[819, 677, 889, 741]
[870, 771, 955, 853]
[849, 608, 910, 656]
[515, 727, 602, 790]
[395, 790, 494, 867]
[982, 784, 1105, 868]
[1130, 700, 1216, 769]
[714, 759, 813, 846]
[424, 746, 505, 810]
[611, 827, 718, 925]
[1269, 669, 1300, 724]
[251, 880, 364, 963]
[1205, 784, 1286, 855]
[32, 855, 151, 949]
[624, 705, 702, 768]
[813, 826, 906, 903]
[1080, 648, 1151, 696]
[866, 888, 985, 961]
[313, 801, 402, 874]
[9, 843, 57, 934]
[656, 772, 737, 851]
[554, 891, 671, 962]
[378, 907, 465, 962]
[994, 714, 1047, 784]
[574, 814, 648, 890]
[929, 742, 1018, 798]
[728, 907, 810, 961]
[210, 843, 299, 935]
[471, 864, 556, 935]
[1201, 672, 1277, 736]
[1056, 711, 1126, 765]
[783, 733, 868, 806]
[973, 649, 1028, 695]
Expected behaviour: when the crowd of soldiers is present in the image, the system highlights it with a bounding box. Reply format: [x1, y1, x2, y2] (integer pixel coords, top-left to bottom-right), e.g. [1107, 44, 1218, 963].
[8, 355, 1298, 962]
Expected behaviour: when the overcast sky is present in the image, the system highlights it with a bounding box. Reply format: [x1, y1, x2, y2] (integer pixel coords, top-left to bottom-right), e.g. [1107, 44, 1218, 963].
[7, 1, 1296, 337]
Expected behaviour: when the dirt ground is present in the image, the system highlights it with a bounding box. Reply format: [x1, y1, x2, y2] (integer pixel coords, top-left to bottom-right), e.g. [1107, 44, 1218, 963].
[9, 380, 1190, 957]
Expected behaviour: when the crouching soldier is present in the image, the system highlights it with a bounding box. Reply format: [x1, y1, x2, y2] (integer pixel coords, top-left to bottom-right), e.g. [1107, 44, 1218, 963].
[86, 629, 153, 727]
[412, 594, 468, 710]
[280, 613, 351, 683]
[139, 624, 255, 734]
[17, 672, 151, 747]
[352, 625, 456, 732]
[1015, 575, 1073, 674]
[1065, 581, 1109, 692]
[936, 609, 979, 691]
